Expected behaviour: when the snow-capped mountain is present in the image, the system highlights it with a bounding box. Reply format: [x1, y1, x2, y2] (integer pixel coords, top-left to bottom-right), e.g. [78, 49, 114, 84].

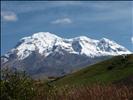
[1, 32, 131, 78]
[4, 32, 131, 60]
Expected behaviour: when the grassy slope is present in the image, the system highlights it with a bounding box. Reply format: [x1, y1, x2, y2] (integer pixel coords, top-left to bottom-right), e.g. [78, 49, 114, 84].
[51, 54, 133, 87]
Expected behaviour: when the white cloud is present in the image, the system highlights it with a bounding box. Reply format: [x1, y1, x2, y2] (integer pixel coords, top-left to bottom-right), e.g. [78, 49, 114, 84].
[1, 11, 17, 22]
[131, 37, 133, 44]
[51, 18, 72, 25]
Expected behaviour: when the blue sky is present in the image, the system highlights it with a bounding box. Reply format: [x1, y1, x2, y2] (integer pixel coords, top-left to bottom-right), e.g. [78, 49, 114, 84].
[1, 1, 133, 54]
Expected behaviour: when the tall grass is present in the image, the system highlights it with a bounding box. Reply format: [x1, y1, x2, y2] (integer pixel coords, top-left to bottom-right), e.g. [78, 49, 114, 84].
[34, 83, 133, 100]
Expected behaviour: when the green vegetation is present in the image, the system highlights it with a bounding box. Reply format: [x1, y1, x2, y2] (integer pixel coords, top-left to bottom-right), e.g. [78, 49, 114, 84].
[1, 68, 36, 100]
[51, 54, 133, 87]
[1, 54, 133, 100]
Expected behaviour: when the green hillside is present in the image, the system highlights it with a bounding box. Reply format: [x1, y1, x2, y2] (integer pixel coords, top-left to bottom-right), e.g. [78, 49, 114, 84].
[51, 54, 133, 87]
[1, 54, 133, 100]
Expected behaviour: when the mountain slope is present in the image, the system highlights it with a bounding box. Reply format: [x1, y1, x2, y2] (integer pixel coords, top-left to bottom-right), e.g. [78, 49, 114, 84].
[51, 54, 133, 87]
[1, 32, 131, 77]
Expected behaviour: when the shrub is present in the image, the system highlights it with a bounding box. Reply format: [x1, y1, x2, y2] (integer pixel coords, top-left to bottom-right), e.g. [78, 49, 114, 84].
[1, 68, 36, 100]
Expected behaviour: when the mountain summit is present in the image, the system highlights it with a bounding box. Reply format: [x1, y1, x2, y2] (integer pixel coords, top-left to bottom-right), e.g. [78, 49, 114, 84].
[1, 32, 131, 78]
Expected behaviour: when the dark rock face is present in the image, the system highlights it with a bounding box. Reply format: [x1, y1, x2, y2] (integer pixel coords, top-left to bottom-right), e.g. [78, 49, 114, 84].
[72, 41, 82, 53]
[1, 50, 109, 78]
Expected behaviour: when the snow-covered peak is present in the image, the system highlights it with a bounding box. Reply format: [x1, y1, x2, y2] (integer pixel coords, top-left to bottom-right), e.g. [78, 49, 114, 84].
[73, 36, 96, 42]
[32, 32, 60, 39]
[20, 32, 61, 42]
[6, 32, 132, 60]
[74, 36, 91, 40]
[100, 38, 116, 44]
[11, 32, 62, 59]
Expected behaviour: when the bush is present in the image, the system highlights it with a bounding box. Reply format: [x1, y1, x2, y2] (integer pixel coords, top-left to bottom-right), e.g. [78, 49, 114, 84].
[1, 68, 36, 100]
